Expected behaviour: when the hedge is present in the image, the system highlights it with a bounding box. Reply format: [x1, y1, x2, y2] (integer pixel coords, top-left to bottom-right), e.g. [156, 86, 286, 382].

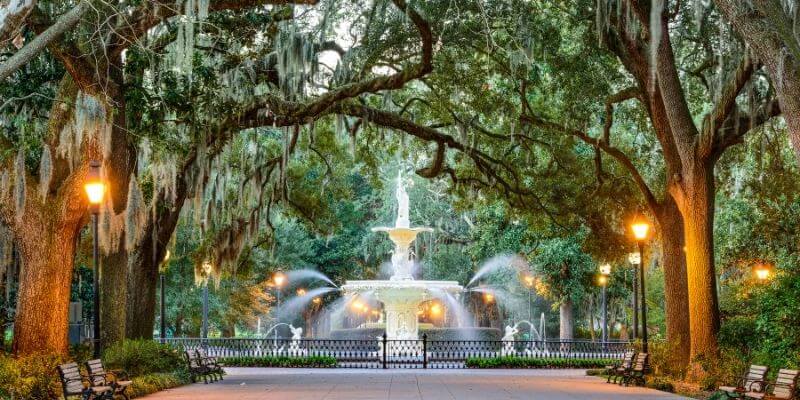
[220, 355, 337, 368]
[465, 357, 614, 369]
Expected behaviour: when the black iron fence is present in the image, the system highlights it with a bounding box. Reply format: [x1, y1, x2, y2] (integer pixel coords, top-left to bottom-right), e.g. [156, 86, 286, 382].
[164, 336, 631, 369]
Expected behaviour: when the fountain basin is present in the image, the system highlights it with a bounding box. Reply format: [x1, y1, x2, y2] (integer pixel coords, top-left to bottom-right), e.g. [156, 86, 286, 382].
[342, 280, 463, 340]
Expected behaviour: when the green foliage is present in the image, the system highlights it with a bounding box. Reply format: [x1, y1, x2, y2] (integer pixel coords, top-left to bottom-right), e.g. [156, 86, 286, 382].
[0, 353, 66, 400]
[103, 339, 185, 377]
[221, 356, 336, 368]
[465, 357, 614, 369]
[532, 233, 596, 305]
[127, 372, 191, 398]
[645, 376, 675, 393]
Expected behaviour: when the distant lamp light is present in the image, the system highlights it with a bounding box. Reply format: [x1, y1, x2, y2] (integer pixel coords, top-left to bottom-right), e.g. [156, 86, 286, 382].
[84, 161, 105, 209]
[631, 214, 650, 241]
[483, 292, 494, 304]
[296, 288, 307, 297]
[598, 275, 609, 286]
[351, 300, 364, 312]
[273, 271, 287, 287]
[628, 252, 641, 265]
[599, 263, 612, 276]
[523, 275, 535, 288]
[430, 304, 442, 316]
[754, 262, 773, 281]
[312, 297, 322, 305]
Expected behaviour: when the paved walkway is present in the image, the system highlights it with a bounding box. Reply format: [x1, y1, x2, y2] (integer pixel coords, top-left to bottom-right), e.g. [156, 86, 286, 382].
[141, 368, 689, 400]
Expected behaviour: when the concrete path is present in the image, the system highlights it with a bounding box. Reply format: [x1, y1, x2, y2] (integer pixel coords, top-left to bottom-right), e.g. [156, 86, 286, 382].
[142, 368, 689, 400]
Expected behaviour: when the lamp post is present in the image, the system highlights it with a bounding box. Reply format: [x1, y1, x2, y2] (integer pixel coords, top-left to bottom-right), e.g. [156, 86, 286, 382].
[599, 263, 611, 343]
[159, 250, 170, 343]
[627, 252, 640, 340]
[201, 261, 212, 339]
[631, 214, 650, 353]
[271, 271, 286, 341]
[84, 161, 105, 358]
[523, 275, 535, 323]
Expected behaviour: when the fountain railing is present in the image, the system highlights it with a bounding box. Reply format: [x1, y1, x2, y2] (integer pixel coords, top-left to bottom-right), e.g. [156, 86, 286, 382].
[161, 337, 633, 369]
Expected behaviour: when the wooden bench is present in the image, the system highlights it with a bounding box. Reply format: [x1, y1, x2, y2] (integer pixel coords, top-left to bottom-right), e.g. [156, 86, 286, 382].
[605, 351, 636, 384]
[57, 362, 113, 400]
[185, 350, 213, 383]
[745, 369, 799, 400]
[196, 348, 225, 381]
[619, 352, 649, 386]
[720, 365, 769, 398]
[85, 359, 133, 400]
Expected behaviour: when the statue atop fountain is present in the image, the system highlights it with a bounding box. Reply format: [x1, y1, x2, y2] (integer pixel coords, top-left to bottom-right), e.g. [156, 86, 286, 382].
[342, 170, 463, 340]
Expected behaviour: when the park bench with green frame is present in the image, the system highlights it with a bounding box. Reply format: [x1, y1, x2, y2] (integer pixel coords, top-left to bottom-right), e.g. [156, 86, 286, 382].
[745, 369, 799, 400]
[57, 362, 114, 400]
[605, 350, 636, 384]
[719, 364, 769, 398]
[85, 359, 132, 400]
[195, 348, 225, 381]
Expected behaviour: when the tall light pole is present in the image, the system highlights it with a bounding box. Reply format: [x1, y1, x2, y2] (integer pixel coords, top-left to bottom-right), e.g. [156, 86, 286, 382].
[160, 250, 170, 342]
[628, 252, 640, 340]
[272, 271, 287, 341]
[84, 161, 105, 358]
[523, 275, 535, 323]
[599, 263, 611, 342]
[631, 214, 651, 353]
[201, 261, 212, 339]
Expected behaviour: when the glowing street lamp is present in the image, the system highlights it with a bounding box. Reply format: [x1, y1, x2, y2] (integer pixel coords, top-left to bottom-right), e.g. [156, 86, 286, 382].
[754, 262, 773, 282]
[312, 297, 322, 305]
[630, 213, 651, 353]
[273, 271, 287, 288]
[296, 288, 307, 297]
[84, 160, 105, 358]
[483, 292, 494, 304]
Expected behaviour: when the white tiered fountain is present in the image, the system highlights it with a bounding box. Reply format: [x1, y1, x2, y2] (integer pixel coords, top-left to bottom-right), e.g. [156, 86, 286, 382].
[341, 173, 463, 340]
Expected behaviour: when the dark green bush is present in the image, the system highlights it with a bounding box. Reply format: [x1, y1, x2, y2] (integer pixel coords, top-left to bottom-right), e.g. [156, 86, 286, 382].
[221, 355, 337, 368]
[465, 357, 614, 369]
[103, 339, 185, 377]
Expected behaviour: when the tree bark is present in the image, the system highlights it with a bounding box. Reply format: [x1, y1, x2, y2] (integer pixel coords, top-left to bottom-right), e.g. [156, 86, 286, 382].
[100, 240, 127, 348]
[12, 203, 80, 355]
[672, 165, 720, 362]
[654, 196, 691, 367]
[559, 299, 574, 340]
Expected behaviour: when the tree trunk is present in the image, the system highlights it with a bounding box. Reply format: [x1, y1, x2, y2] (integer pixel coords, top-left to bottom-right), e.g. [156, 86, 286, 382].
[588, 295, 596, 341]
[674, 166, 720, 362]
[100, 239, 127, 348]
[559, 299, 574, 340]
[98, 86, 134, 349]
[12, 206, 79, 355]
[655, 196, 691, 368]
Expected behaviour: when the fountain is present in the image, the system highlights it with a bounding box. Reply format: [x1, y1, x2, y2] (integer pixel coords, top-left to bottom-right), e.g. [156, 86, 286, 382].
[341, 172, 463, 340]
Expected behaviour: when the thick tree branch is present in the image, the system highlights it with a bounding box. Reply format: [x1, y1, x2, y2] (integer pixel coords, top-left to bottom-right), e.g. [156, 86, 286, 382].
[0, 1, 90, 82]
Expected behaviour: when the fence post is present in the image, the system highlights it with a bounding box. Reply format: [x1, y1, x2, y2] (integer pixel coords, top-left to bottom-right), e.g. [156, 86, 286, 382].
[422, 333, 428, 369]
[382, 333, 388, 369]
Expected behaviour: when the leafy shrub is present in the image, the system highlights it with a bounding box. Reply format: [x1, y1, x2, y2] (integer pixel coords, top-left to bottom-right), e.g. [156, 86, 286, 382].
[103, 339, 185, 377]
[646, 376, 675, 392]
[0, 352, 66, 399]
[221, 356, 337, 367]
[127, 372, 191, 398]
[465, 357, 614, 369]
[585, 368, 605, 376]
